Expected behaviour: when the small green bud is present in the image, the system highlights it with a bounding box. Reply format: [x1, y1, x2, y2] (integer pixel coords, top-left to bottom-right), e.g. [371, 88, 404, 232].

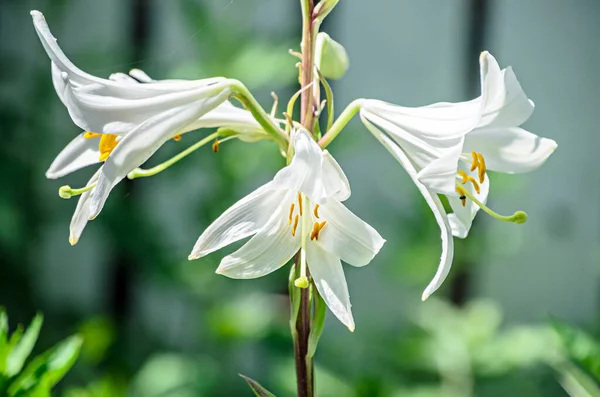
[58, 185, 72, 199]
[315, 32, 349, 80]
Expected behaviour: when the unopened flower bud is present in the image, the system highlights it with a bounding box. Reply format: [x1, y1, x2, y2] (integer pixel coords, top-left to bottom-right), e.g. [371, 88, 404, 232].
[294, 276, 309, 289]
[315, 32, 349, 80]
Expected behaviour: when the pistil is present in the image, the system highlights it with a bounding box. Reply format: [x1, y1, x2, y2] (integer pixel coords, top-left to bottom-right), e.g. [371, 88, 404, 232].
[58, 183, 96, 199]
[456, 183, 527, 224]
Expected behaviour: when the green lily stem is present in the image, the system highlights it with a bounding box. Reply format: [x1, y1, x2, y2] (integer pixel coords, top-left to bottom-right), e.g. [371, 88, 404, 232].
[458, 184, 528, 224]
[128, 132, 220, 179]
[318, 99, 363, 148]
[227, 79, 288, 150]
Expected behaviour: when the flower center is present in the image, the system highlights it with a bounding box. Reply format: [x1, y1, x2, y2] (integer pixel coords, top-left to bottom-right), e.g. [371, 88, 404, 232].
[455, 151, 487, 207]
[287, 194, 326, 240]
[83, 132, 119, 162]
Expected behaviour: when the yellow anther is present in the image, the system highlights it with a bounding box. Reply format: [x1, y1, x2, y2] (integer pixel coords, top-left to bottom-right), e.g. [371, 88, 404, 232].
[83, 131, 101, 139]
[288, 203, 295, 225]
[458, 170, 469, 184]
[312, 221, 327, 240]
[298, 194, 303, 216]
[212, 139, 220, 153]
[456, 187, 467, 207]
[98, 134, 119, 162]
[292, 214, 300, 236]
[477, 153, 486, 183]
[470, 151, 479, 171]
[313, 204, 320, 219]
[173, 134, 182, 142]
[310, 222, 320, 241]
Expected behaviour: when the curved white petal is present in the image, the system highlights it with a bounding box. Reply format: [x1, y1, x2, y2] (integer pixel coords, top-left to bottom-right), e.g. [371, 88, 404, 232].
[463, 127, 557, 174]
[189, 182, 284, 259]
[184, 101, 261, 132]
[306, 243, 354, 331]
[416, 138, 464, 195]
[362, 115, 454, 301]
[322, 150, 351, 202]
[316, 199, 385, 267]
[69, 169, 100, 245]
[477, 52, 534, 129]
[32, 11, 228, 135]
[447, 164, 490, 238]
[272, 129, 327, 204]
[46, 133, 100, 179]
[216, 193, 300, 278]
[89, 90, 231, 219]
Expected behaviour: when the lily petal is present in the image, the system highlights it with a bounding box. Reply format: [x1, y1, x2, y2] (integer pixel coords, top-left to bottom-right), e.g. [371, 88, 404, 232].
[32, 11, 228, 135]
[316, 199, 385, 267]
[189, 182, 284, 259]
[69, 169, 100, 245]
[463, 127, 557, 174]
[478, 52, 535, 129]
[448, 164, 490, 238]
[361, 115, 454, 300]
[89, 90, 231, 219]
[216, 192, 300, 278]
[46, 133, 100, 179]
[306, 242, 355, 331]
[322, 150, 351, 202]
[272, 129, 327, 204]
[416, 138, 465, 195]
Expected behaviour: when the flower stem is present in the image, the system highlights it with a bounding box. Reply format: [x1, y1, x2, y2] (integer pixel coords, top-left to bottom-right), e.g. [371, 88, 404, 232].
[128, 132, 220, 179]
[318, 99, 363, 148]
[227, 79, 288, 150]
[294, 1, 317, 396]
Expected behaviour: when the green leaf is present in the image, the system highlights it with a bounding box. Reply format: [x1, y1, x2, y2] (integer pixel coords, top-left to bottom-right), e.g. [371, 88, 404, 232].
[307, 283, 326, 359]
[552, 319, 600, 381]
[559, 361, 600, 397]
[6, 314, 43, 377]
[8, 335, 82, 396]
[239, 374, 276, 397]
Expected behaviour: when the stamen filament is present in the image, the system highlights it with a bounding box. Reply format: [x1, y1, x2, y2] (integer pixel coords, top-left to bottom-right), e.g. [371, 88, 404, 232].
[58, 183, 96, 199]
[128, 132, 220, 179]
[457, 183, 527, 224]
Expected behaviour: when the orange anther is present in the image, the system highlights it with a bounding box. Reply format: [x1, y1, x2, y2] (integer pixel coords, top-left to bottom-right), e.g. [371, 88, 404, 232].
[212, 139, 220, 153]
[456, 187, 467, 207]
[298, 194, 303, 216]
[470, 151, 479, 172]
[173, 134, 182, 141]
[477, 153, 486, 183]
[83, 131, 101, 139]
[288, 203, 295, 225]
[313, 204, 320, 219]
[292, 214, 299, 236]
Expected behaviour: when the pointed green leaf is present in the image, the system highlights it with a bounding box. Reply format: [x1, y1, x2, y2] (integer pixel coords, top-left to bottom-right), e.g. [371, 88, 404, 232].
[6, 314, 43, 376]
[1, 325, 24, 375]
[8, 335, 82, 396]
[239, 374, 276, 397]
[307, 283, 326, 359]
[0, 309, 8, 346]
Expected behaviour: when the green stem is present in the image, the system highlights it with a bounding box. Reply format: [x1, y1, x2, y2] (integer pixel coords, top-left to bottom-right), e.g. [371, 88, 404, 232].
[227, 79, 288, 150]
[128, 132, 220, 179]
[457, 184, 527, 224]
[318, 99, 363, 148]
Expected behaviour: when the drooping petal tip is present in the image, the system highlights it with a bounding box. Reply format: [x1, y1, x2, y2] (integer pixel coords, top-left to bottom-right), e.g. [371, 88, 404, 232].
[69, 236, 78, 246]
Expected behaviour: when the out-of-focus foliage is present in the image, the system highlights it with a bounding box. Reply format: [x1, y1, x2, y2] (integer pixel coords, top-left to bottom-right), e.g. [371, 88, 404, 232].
[0, 310, 82, 396]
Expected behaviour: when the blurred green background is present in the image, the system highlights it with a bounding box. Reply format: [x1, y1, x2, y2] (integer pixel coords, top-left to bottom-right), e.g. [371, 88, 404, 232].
[1, 0, 599, 396]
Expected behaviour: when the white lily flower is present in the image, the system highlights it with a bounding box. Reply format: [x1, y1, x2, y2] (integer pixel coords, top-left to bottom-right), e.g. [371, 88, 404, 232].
[189, 129, 385, 331]
[45, 69, 269, 180]
[32, 10, 233, 221]
[360, 51, 556, 299]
